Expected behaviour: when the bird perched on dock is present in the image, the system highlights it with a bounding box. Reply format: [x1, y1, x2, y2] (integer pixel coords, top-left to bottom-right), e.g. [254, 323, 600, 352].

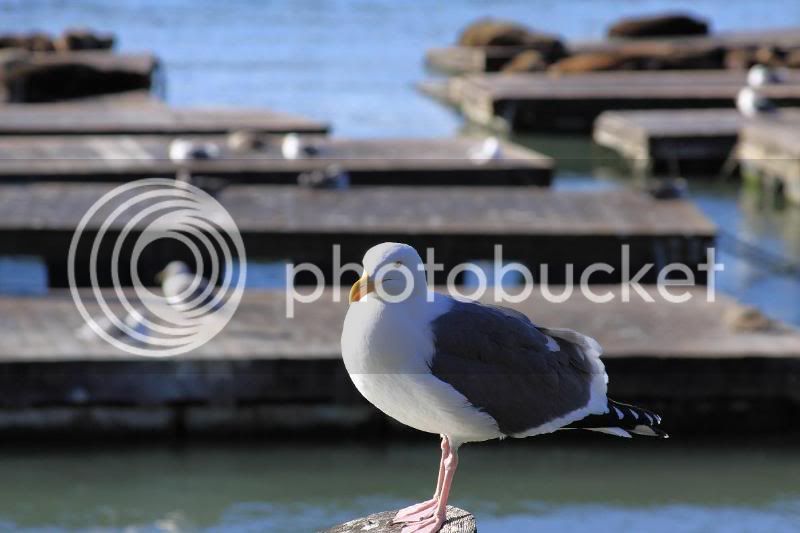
[227, 129, 267, 153]
[281, 133, 321, 159]
[156, 261, 222, 312]
[75, 308, 150, 345]
[297, 164, 350, 189]
[168, 138, 221, 162]
[737, 86, 778, 118]
[467, 136, 502, 164]
[737, 64, 782, 118]
[747, 64, 784, 87]
[341, 242, 666, 533]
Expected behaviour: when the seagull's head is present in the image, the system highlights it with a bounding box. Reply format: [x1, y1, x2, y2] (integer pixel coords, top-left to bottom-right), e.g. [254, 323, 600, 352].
[349, 242, 427, 304]
[156, 261, 191, 285]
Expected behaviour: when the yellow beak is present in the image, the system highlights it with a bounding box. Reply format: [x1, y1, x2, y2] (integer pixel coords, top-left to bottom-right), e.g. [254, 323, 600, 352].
[349, 273, 376, 303]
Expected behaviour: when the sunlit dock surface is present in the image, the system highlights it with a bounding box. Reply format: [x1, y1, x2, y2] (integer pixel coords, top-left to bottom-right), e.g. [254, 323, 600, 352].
[421, 70, 800, 132]
[0, 184, 715, 286]
[0, 136, 552, 185]
[0, 103, 330, 135]
[0, 287, 798, 436]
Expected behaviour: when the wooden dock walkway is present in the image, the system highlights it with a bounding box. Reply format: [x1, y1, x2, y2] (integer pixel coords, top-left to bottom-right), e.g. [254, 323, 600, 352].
[0, 287, 798, 435]
[738, 114, 800, 204]
[594, 109, 742, 174]
[0, 135, 552, 185]
[0, 104, 329, 135]
[421, 70, 800, 133]
[0, 184, 715, 287]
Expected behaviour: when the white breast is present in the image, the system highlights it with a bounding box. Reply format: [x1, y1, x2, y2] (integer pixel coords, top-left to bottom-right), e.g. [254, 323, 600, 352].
[341, 294, 501, 444]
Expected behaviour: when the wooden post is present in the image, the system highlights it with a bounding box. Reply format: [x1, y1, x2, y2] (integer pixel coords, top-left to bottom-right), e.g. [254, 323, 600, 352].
[323, 506, 477, 533]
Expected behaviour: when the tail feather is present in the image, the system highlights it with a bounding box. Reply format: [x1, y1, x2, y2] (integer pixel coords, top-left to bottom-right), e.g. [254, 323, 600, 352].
[566, 399, 668, 439]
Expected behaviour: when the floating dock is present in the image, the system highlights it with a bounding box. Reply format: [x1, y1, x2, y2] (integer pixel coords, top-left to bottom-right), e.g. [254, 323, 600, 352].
[426, 27, 800, 74]
[1, 51, 160, 103]
[0, 135, 552, 185]
[593, 109, 742, 174]
[0, 287, 797, 435]
[0, 104, 330, 135]
[738, 114, 800, 204]
[0, 184, 715, 287]
[421, 70, 800, 133]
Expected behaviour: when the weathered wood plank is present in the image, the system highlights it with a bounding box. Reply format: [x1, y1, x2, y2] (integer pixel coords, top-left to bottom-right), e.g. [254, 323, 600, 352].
[0, 183, 715, 286]
[0, 135, 553, 185]
[324, 507, 476, 533]
[0, 105, 329, 135]
[424, 70, 800, 132]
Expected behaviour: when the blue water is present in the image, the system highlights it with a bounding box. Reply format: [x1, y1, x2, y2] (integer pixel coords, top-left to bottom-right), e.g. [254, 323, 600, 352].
[3, 2, 800, 531]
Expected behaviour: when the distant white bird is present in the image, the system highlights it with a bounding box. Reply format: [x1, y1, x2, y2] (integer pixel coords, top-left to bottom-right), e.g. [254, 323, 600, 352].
[281, 133, 321, 160]
[297, 164, 350, 189]
[75, 307, 150, 345]
[341, 242, 666, 533]
[227, 129, 266, 153]
[747, 64, 784, 87]
[468, 136, 502, 164]
[156, 261, 222, 312]
[737, 86, 777, 118]
[168, 138, 221, 162]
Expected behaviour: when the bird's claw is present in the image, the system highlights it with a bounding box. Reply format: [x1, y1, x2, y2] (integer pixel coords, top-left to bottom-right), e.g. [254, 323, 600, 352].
[392, 498, 437, 523]
[400, 512, 445, 533]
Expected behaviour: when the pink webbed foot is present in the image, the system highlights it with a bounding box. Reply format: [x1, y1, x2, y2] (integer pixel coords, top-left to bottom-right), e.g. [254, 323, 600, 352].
[392, 498, 437, 524]
[400, 511, 446, 533]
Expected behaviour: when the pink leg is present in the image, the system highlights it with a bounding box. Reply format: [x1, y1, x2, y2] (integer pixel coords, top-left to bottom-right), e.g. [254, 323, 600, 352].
[393, 436, 449, 523]
[401, 438, 459, 533]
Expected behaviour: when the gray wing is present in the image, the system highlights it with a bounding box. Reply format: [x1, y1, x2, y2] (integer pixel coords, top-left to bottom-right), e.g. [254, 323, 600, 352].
[429, 299, 603, 436]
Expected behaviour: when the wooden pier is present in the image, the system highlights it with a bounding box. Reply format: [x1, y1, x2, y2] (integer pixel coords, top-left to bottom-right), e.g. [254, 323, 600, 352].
[738, 114, 800, 204]
[0, 104, 329, 135]
[0, 135, 552, 185]
[0, 183, 715, 287]
[593, 109, 744, 174]
[421, 70, 800, 133]
[0, 287, 798, 435]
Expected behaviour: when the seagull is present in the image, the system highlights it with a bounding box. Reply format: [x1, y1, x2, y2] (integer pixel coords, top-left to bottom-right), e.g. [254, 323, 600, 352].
[297, 164, 350, 189]
[156, 261, 222, 313]
[168, 138, 221, 162]
[341, 242, 666, 533]
[737, 86, 778, 118]
[747, 64, 784, 87]
[75, 307, 150, 344]
[227, 129, 266, 153]
[281, 133, 321, 159]
[168, 138, 222, 185]
[467, 136, 502, 164]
